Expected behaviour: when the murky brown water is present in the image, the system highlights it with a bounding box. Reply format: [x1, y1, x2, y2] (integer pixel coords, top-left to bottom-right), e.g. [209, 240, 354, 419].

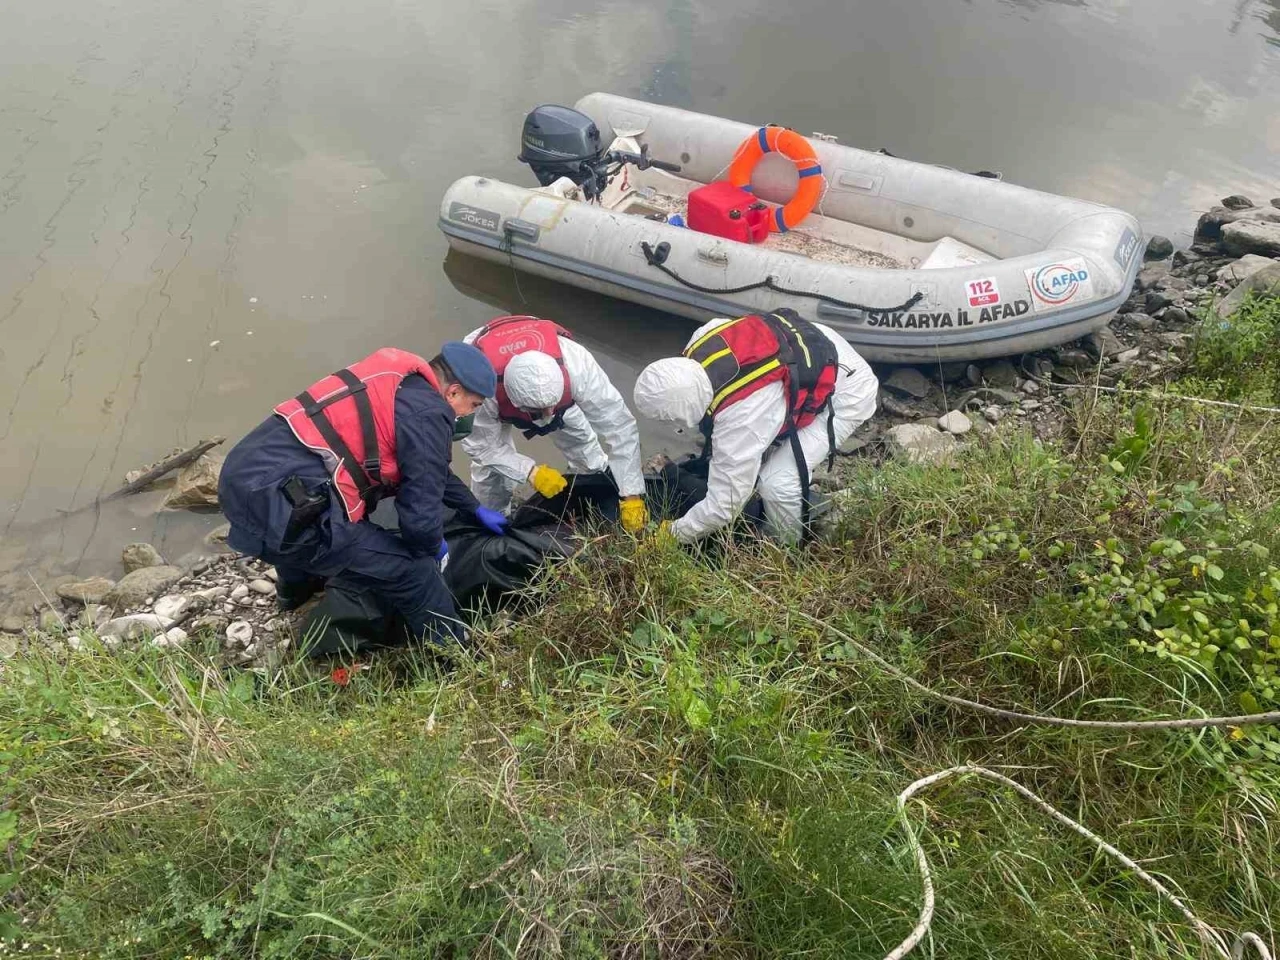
[3, 0, 1280, 590]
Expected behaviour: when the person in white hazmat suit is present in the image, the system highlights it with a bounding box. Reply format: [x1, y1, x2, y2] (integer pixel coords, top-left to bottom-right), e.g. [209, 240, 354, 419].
[462, 316, 649, 533]
[633, 310, 878, 544]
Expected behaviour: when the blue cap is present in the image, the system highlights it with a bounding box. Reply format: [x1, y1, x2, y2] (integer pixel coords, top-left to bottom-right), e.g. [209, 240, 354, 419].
[440, 340, 496, 398]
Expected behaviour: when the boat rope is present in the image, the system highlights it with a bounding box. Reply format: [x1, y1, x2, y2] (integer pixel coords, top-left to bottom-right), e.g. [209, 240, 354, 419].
[640, 240, 925, 314]
[736, 577, 1280, 730]
[887, 765, 1274, 960]
[1033, 376, 1280, 416]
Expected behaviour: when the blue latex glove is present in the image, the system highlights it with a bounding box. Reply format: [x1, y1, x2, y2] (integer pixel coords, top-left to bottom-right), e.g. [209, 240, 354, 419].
[435, 540, 449, 570]
[474, 506, 509, 536]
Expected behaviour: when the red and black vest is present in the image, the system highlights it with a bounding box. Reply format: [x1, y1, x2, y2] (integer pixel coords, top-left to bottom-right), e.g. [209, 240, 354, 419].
[274, 348, 440, 522]
[683, 309, 839, 440]
[475, 316, 574, 437]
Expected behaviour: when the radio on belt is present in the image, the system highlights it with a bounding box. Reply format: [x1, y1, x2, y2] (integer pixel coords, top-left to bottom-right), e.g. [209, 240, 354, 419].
[686, 182, 771, 244]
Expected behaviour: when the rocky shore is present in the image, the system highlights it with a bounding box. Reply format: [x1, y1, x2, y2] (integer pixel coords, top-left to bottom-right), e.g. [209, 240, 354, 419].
[3, 195, 1279, 664]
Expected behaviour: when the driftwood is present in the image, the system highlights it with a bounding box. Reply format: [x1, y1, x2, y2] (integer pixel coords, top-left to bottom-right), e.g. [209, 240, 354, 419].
[106, 436, 225, 501]
[55, 437, 226, 518]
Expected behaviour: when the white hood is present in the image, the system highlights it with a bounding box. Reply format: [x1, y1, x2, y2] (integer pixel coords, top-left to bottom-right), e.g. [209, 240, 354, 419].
[633, 358, 712, 430]
[503, 351, 563, 410]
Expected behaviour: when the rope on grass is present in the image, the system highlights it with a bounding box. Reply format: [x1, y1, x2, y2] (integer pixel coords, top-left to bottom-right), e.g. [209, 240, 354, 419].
[734, 577, 1280, 730]
[885, 765, 1274, 960]
[1034, 378, 1280, 416]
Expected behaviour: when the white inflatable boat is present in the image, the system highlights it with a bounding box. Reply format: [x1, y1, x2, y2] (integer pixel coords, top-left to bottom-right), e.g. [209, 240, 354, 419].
[439, 93, 1143, 364]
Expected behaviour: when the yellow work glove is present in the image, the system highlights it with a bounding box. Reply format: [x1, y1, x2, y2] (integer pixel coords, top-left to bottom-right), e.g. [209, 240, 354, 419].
[619, 495, 648, 534]
[529, 464, 568, 498]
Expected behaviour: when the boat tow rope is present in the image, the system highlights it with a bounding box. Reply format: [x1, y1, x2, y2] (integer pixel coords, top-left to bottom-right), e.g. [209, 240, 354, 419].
[640, 240, 925, 314]
[736, 577, 1280, 731]
[889, 766, 1275, 960]
[729, 578, 1278, 959]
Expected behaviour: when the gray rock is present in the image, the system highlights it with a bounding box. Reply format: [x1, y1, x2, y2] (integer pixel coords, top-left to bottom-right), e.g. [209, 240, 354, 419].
[983, 406, 1003, 424]
[1221, 195, 1254, 210]
[164, 627, 190, 646]
[1087, 326, 1124, 359]
[980, 359, 1019, 389]
[39, 609, 64, 633]
[1220, 254, 1277, 284]
[885, 424, 959, 465]
[1160, 306, 1190, 326]
[103, 565, 182, 609]
[1215, 262, 1280, 319]
[229, 584, 250, 601]
[1195, 205, 1280, 241]
[1221, 220, 1280, 257]
[1020, 379, 1041, 395]
[937, 410, 972, 436]
[1, 615, 26, 635]
[205, 524, 231, 547]
[81, 604, 111, 628]
[1054, 347, 1094, 370]
[1172, 249, 1200, 269]
[1194, 273, 1212, 287]
[1115, 347, 1141, 364]
[964, 364, 982, 386]
[56, 576, 115, 606]
[883, 367, 933, 399]
[934, 361, 970, 384]
[1145, 291, 1173, 313]
[1144, 235, 1173, 260]
[100, 613, 172, 640]
[1136, 261, 1171, 290]
[1116, 311, 1158, 331]
[0, 634, 18, 659]
[248, 579, 276, 596]
[1273, 199, 1280, 209]
[1022, 400, 1043, 411]
[838, 436, 868, 456]
[225, 620, 254, 647]
[122, 542, 166, 573]
[264, 567, 278, 583]
[193, 585, 228, 601]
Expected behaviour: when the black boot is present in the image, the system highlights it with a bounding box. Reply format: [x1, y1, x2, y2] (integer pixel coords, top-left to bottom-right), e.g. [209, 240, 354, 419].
[276, 575, 326, 612]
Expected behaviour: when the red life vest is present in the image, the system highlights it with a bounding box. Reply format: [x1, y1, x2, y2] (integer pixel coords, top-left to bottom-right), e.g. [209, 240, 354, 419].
[683, 309, 839, 437]
[475, 316, 574, 437]
[684, 309, 841, 539]
[273, 348, 441, 522]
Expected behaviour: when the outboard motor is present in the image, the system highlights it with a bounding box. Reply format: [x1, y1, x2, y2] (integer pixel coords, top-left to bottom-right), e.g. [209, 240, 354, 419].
[518, 105, 606, 190]
[518, 104, 682, 201]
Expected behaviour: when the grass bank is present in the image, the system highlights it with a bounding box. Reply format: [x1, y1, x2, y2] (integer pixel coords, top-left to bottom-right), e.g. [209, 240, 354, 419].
[2, 298, 1280, 959]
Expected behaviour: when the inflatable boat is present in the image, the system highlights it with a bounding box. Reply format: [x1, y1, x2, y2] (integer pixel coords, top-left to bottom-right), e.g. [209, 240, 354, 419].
[439, 93, 1143, 364]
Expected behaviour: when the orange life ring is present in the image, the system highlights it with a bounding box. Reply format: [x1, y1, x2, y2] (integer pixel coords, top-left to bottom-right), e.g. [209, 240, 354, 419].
[728, 126, 824, 233]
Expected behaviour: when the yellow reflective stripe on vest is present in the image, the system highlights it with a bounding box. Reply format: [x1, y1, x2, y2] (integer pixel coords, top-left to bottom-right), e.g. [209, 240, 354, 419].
[698, 347, 733, 368]
[772, 313, 812, 367]
[685, 317, 743, 356]
[708, 358, 782, 413]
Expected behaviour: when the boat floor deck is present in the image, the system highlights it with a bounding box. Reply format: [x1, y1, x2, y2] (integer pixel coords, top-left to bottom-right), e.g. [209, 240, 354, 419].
[633, 190, 905, 269]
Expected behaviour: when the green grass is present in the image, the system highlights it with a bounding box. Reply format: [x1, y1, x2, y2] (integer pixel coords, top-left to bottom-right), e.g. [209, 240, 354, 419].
[3, 308, 1280, 959]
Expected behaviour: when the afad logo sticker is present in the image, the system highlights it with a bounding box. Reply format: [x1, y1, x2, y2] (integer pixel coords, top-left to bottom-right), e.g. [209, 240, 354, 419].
[1025, 259, 1095, 314]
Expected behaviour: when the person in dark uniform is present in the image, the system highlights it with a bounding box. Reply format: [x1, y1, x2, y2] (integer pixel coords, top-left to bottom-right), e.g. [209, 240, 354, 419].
[217, 343, 510, 646]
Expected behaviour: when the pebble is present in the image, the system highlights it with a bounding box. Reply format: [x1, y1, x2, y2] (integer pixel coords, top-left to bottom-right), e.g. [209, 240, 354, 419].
[229, 584, 250, 601]
[121, 542, 166, 573]
[1, 616, 26, 634]
[164, 627, 189, 645]
[1020, 379, 1041, 395]
[39, 609, 64, 633]
[248, 579, 276, 596]
[1022, 400, 1043, 411]
[225, 620, 254, 647]
[1115, 347, 1141, 364]
[264, 566, 279, 582]
[983, 406, 1003, 424]
[222, 603, 236, 614]
[100, 614, 172, 640]
[194, 586, 228, 601]
[153, 594, 191, 621]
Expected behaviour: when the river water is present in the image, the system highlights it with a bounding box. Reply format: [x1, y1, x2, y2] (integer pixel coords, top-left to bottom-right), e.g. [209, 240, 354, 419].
[2, 0, 1279, 591]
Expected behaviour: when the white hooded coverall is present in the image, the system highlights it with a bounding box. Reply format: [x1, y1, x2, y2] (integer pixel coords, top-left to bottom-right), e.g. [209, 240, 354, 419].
[461, 328, 646, 510]
[638, 320, 878, 544]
